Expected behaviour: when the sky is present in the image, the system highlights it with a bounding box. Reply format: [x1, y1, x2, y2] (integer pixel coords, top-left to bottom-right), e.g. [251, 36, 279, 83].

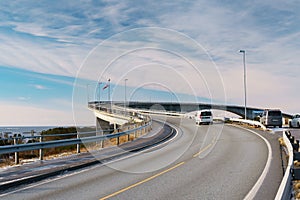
[0, 0, 299, 126]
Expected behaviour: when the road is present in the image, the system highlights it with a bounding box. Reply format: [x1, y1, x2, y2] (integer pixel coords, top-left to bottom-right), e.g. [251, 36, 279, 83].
[1, 117, 270, 200]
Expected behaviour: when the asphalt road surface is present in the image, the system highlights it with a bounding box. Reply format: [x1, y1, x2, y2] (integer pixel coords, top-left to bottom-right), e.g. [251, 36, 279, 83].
[1, 117, 270, 200]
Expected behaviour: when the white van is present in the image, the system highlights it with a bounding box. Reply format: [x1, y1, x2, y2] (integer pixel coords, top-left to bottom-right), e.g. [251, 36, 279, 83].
[260, 109, 282, 128]
[195, 110, 213, 125]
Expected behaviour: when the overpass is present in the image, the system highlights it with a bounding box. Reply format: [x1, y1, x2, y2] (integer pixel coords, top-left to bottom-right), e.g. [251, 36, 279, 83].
[89, 101, 293, 120]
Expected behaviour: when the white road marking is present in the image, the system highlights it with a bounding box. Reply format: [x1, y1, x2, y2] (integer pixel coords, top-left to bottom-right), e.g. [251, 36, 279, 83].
[229, 124, 272, 200]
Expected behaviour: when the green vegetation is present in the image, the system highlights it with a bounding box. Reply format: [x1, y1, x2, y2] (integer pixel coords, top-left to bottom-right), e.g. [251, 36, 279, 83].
[41, 127, 84, 156]
[41, 127, 77, 141]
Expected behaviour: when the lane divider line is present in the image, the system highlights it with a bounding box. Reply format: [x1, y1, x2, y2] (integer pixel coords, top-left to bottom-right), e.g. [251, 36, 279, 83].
[193, 143, 212, 158]
[99, 161, 185, 200]
[193, 132, 218, 158]
[229, 124, 272, 200]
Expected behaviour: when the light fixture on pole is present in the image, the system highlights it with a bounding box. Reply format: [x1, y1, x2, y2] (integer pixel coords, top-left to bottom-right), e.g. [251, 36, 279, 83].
[239, 49, 247, 120]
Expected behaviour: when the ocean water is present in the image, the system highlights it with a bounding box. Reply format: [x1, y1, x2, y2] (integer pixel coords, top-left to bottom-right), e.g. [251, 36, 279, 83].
[0, 126, 55, 136]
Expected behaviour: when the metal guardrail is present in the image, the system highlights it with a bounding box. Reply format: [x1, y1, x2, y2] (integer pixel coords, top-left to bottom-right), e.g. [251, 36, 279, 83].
[0, 122, 151, 164]
[229, 118, 295, 199]
[133, 109, 184, 117]
[88, 101, 185, 118]
[0, 129, 127, 142]
[275, 131, 295, 200]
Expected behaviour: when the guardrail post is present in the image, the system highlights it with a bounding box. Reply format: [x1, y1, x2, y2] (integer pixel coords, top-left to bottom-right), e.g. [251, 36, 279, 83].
[137, 124, 140, 137]
[117, 136, 120, 145]
[139, 124, 141, 137]
[134, 124, 137, 138]
[100, 130, 104, 148]
[14, 138, 19, 165]
[39, 136, 44, 161]
[77, 133, 80, 154]
[142, 122, 146, 135]
[139, 123, 143, 136]
[126, 126, 130, 141]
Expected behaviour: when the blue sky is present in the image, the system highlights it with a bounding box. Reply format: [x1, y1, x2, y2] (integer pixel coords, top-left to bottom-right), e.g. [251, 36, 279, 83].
[0, 0, 299, 125]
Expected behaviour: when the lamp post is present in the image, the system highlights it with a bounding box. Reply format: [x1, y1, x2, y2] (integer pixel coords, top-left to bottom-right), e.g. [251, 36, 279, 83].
[86, 84, 90, 103]
[108, 78, 111, 112]
[124, 79, 128, 115]
[239, 50, 247, 120]
[98, 82, 102, 110]
[98, 82, 101, 102]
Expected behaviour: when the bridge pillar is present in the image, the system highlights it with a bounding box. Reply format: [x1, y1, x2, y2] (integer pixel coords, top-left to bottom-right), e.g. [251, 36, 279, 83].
[96, 117, 110, 148]
[96, 117, 110, 131]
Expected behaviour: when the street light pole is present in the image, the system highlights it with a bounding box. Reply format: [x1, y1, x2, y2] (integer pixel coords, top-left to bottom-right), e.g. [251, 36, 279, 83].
[124, 79, 128, 115]
[108, 78, 112, 111]
[98, 82, 101, 102]
[86, 84, 90, 103]
[239, 50, 247, 120]
[98, 82, 102, 110]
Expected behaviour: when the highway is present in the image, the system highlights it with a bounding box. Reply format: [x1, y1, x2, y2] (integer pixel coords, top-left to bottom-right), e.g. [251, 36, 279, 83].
[1, 117, 271, 200]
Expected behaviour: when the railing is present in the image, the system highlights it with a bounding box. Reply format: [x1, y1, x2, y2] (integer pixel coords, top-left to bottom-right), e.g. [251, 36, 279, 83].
[0, 129, 131, 142]
[275, 131, 295, 200]
[229, 118, 296, 199]
[0, 121, 152, 164]
[130, 109, 184, 117]
[88, 101, 185, 118]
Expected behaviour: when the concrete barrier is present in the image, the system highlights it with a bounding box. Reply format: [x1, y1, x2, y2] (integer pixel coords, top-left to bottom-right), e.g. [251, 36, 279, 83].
[229, 118, 267, 131]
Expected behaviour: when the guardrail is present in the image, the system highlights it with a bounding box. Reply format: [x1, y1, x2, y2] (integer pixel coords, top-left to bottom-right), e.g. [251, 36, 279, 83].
[229, 118, 295, 199]
[0, 128, 133, 142]
[134, 109, 184, 117]
[0, 121, 152, 165]
[88, 102, 140, 119]
[275, 131, 294, 200]
[89, 101, 185, 118]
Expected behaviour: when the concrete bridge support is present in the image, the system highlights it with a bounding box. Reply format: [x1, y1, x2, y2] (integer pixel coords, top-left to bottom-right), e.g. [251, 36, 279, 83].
[96, 117, 111, 131]
[96, 117, 110, 148]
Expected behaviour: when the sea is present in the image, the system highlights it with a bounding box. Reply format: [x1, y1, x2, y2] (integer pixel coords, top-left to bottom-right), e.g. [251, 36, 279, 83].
[0, 126, 56, 137]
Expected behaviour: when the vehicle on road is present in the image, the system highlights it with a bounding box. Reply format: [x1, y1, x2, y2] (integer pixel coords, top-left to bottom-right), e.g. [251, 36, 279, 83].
[260, 109, 282, 128]
[195, 110, 213, 125]
[290, 114, 300, 128]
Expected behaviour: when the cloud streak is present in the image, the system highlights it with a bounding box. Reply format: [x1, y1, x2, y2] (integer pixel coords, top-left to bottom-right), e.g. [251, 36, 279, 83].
[0, 0, 300, 125]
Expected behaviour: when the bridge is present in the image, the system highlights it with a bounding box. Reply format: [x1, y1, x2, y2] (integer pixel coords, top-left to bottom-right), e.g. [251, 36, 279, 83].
[89, 101, 293, 120]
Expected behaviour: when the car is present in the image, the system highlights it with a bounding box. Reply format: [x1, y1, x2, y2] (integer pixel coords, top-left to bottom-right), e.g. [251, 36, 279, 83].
[195, 110, 213, 125]
[290, 114, 300, 128]
[260, 109, 282, 128]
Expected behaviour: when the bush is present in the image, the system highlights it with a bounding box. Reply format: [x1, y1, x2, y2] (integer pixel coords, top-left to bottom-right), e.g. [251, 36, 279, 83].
[40, 127, 78, 156]
[41, 127, 77, 141]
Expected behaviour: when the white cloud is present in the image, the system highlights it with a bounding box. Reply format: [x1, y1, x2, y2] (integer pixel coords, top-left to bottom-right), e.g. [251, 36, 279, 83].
[0, 32, 87, 77]
[17, 97, 31, 101]
[0, 0, 300, 126]
[0, 102, 75, 126]
[221, 66, 299, 114]
[32, 84, 48, 90]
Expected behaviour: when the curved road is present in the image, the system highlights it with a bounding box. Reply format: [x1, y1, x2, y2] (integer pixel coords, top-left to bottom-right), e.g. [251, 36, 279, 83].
[1, 117, 270, 200]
